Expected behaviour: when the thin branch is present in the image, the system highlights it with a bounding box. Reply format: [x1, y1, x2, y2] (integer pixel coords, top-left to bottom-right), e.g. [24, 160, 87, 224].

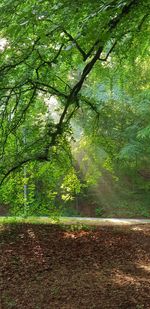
[28, 80, 68, 98]
[108, 0, 139, 31]
[0, 38, 40, 75]
[85, 40, 100, 60]
[56, 75, 71, 90]
[99, 40, 117, 61]
[63, 29, 87, 60]
[137, 14, 149, 31]
[4, 87, 37, 140]
[37, 43, 64, 68]
[66, 105, 79, 123]
[0, 158, 32, 185]
[81, 97, 99, 115]
[0, 151, 50, 185]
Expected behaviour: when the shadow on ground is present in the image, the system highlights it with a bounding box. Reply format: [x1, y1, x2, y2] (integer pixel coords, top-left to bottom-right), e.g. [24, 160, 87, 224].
[1, 223, 150, 309]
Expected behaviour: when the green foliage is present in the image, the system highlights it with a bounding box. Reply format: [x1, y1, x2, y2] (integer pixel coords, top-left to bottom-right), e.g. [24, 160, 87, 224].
[0, 154, 83, 216]
[61, 168, 81, 201]
[64, 223, 94, 232]
[0, 0, 150, 216]
[95, 207, 104, 217]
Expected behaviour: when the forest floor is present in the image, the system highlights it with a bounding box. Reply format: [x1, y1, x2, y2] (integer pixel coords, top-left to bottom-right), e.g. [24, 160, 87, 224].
[1, 222, 150, 309]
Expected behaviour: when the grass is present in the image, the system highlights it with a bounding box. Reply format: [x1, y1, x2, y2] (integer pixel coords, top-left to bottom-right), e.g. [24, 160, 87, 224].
[0, 216, 150, 228]
[0, 216, 58, 225]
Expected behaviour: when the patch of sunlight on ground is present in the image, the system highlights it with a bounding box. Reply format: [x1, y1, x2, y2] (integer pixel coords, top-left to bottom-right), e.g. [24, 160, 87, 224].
[112, 270, 138, 286]
[63, 230, 89, 239]
[27, 228, 45, 264]
[0, 224, 7, 232]
[137, 264, 150, 272]
[131, 226, 143, 231]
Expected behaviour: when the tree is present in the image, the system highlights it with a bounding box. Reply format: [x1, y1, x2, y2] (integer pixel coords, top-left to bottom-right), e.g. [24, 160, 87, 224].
[0, 0, 149, 185]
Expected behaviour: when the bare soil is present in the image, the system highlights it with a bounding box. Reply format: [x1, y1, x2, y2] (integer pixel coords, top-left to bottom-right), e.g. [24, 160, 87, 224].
[1, 223, 150, 309]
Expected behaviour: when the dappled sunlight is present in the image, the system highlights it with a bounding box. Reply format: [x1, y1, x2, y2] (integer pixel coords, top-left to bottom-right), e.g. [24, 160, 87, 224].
[63, 232, 77, 239]
[27, 228, 45, 264]
[104, 218, 131, 225]
[103, 218, 150, 225]
[45, 95, 61, 123]
[112, 270, 138, 286]
[0, 38, 7, 51]
[1, 223, 150, 308]
[132, 226, 143, 231]
[27, 228, 36, 239]
[0, 223, 8, 232]
[137, 263, 150, 273]
[63, 230, 90, 239]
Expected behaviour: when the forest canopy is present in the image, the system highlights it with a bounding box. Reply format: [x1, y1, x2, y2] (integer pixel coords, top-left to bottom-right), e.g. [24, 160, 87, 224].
[0, 0, 150, 216]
